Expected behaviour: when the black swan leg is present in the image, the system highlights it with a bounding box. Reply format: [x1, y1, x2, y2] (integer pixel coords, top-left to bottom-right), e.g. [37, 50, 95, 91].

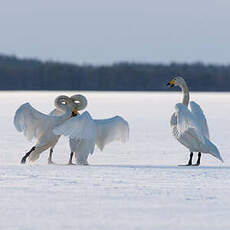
[48, 148, 54, 164]
[21, 146, 36, 164]
[68, 152, 75, 165]
[179, 152, 193, 166]
[193, 152, 201, 166]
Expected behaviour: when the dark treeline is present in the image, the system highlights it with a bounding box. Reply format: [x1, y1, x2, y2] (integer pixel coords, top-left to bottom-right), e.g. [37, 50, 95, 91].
[0, 54, 229, 91]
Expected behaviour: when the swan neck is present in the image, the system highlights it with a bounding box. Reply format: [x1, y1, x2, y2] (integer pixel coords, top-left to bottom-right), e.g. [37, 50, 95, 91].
[180, 83, 190, 106]
[54, 97, 72, 120]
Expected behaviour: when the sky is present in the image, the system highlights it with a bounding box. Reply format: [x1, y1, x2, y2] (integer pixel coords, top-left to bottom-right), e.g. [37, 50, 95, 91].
[0, 0, 229, 65]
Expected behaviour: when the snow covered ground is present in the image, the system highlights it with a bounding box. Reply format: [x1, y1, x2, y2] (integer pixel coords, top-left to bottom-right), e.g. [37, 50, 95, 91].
[1, 91, 230, 230]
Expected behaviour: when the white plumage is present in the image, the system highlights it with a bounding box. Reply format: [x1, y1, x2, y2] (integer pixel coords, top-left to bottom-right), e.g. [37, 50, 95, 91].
[14, 103, 61, 144]
[14, 95, 78, 163]
[168, 77, 223, 165]
[95, 116, 129, 151]
[53, 111, 129, 165]
[189, 101, 209, 139]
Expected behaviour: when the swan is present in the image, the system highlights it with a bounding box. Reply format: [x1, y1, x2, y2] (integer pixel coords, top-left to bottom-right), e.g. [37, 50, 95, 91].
[49, 94, 88, 164]
[53, 110, 129, 165]
[14, 95, 79, 164]
[167, 76, 223, 166]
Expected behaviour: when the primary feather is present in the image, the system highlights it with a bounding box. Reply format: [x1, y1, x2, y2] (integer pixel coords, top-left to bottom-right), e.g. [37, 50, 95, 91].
[95, 116, 129, 151]
[190, 101, 209, 139]
[14, 103, 56, 142]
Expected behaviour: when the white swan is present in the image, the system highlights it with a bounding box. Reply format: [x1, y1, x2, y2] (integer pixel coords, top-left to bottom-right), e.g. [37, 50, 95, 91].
[167, 76, 223, 166]
[53, 111, 129, 165]
[49, 94, 88, 164]
[14, 95, 79, 164]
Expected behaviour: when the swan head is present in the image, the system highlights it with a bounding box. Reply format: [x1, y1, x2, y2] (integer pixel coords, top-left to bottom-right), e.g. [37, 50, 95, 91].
[167, 76, 186, 88]
[70, 94, 88, 111]
[55, 95, 78, 115]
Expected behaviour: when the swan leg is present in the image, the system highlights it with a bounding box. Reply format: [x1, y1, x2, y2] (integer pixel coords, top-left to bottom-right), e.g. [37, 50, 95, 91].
[68, 152, 75, 165]
[193, 152, 201, 166]
[48, 148, 55, 164]
[179, 152, 193, 166]
[187, 152, 193, 165]
[21, 146, 36, 164]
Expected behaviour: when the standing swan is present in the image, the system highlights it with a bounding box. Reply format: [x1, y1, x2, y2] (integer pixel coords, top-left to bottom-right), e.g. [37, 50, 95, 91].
[53, 111, 129, 165]
[49, 94, 88, 164]
[14, 95, 78, 164]
[167, 77, 223, 166]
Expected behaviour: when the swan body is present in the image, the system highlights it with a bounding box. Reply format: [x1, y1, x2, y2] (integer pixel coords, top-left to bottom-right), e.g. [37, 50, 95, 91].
[168, 77, 223, 165]
[53, 111, 129, 165]
[49, 94, 89, 164]
[14, 95, 78, 163]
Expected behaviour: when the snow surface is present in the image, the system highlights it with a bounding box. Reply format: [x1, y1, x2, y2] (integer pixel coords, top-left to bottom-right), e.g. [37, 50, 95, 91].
[1, 91, 230, 230]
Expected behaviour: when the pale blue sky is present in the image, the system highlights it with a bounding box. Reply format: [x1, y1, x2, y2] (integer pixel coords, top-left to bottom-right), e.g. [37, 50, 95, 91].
[0, 0, 229, 64]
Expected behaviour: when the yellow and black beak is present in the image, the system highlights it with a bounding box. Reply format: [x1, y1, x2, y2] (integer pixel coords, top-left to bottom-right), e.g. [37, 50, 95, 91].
[72, 108, 78, 116]
[167, 79, 175, 88]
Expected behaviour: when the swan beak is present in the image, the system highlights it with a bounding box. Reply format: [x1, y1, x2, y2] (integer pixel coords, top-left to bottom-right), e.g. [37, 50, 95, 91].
[73, 108, 78, 115]
[167, 80, 175, 88]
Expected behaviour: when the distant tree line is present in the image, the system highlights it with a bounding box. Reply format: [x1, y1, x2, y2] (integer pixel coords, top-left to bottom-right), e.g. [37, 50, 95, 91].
[0, 54, 229, 91]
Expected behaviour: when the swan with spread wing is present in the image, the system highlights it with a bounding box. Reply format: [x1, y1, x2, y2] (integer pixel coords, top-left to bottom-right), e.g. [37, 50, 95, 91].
[53, 110, 129, 165]
[14, 95, 81, 164]
[167, 77, 223, 166]
[49, 94, 88, 164]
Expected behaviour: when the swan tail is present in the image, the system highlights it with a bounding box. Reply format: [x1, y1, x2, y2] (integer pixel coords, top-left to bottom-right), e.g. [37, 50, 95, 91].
[207, 139, 224, 163]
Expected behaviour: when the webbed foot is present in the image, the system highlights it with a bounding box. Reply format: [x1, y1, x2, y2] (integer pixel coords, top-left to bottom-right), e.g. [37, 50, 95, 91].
[178, 164, 192, 167]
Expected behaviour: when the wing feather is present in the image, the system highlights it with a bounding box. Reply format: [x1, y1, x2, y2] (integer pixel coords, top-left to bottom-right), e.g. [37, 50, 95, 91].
[175, 103, 205, 146]
[53, 111, 96, 141]
[13, 103, 52, 141]
[190, 101, 209, 139]
[95, 116, 129, 151]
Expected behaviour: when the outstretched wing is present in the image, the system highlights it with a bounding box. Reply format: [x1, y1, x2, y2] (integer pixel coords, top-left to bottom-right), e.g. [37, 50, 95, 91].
[175, 103, 205, 147]
[53, 111, 96, 141]
[14, 103, 53, 141]
[95, 116, 129, 151]
[190, 101, 209, 139]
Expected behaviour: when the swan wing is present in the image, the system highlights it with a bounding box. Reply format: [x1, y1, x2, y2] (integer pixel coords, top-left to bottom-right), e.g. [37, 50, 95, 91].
[190, 101, 209, 139]
[175, 103, 223, 162]
[95, 116, 129, 151]
[175, 103, 205, 146]
[53, 111, 96, 141]
[14, 103, 53, 141]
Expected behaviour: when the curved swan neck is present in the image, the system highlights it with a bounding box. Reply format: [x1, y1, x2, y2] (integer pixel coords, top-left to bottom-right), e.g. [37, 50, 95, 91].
[70, 94, 88, 111]
[54, 95, 72, 120]
[179, 82, 190, 106]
